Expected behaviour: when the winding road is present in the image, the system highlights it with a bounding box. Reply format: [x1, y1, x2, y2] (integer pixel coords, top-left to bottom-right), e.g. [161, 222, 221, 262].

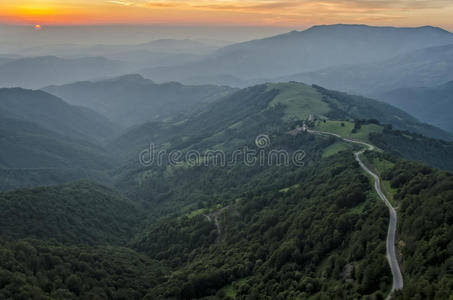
[308, 129, 403, 299]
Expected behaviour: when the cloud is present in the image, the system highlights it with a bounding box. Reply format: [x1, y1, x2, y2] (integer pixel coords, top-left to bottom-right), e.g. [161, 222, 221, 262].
[139, 0, 453, 9]
[133, 0, 453, 17]
[145, 2, 184, 8]
[321, 0, 453, 10]
[191, 1, 301, 10]
[114, 0, 453, 27]
[32, 0, 450, 27]
[107, 0, 134, 6]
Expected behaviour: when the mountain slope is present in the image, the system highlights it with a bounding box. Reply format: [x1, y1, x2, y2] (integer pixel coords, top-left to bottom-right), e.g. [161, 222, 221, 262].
[312, 85, 452, 141]
[0, 88, 118, 140]
[361, 152, 453, 299]
[0, 168, 112, 192]
[110, 84, 282, 157]
[0, 240, 165, 300]
[369, 128, 453, 171]
[279, 43, 453, 96]
[0, 56, 129, 89]
[110, 82, 453, 221]
[0, 117, 113, 169]
[110, 82, 453, 226]
[44, 74, 235, 128]
[2, 77, 453, 299]
[117, 79, 453, 298]
[112, 82, 452, 157]
[141, 25, 453, 84]
[379, 80, 453, 134]
[133, 153, 392, 299]
[0, 181, 140, 245]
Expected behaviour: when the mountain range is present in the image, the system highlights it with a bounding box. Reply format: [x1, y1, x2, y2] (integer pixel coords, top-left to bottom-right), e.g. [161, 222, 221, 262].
[141, 25, 453, 84]
[108, 81, 453, 299]
[0, 116, 112, 169]
[111, 82, 453, 174]
[379, 80, 453, 133]
[10, 39, 220, 73]
[0, 88, 117, 140]
[1, 24, 453, 300]
[0, 77, 453, 299]
[44, 74, 235, 128]
[0, 56, 129, 89]
[280, 43, 453, 97]
[0, 88, 115, 170]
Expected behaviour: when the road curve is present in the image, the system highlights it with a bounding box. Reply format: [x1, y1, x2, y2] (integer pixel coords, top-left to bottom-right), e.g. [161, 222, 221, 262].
[308, 130, 403, 298]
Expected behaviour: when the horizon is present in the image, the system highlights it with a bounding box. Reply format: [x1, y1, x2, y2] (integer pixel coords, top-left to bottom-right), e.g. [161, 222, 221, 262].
[0, 23, 451, 50]
[1, 0, 453, 30]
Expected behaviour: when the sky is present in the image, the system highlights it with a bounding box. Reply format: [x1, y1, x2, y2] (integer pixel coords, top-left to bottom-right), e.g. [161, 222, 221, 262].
[1, 0, 453, 30]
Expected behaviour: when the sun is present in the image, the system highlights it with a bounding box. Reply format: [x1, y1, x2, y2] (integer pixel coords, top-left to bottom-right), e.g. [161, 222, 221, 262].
[34, 24, 42, 30]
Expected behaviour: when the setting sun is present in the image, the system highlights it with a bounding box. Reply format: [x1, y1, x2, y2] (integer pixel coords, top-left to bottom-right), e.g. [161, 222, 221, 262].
[34, 24, 41, 30]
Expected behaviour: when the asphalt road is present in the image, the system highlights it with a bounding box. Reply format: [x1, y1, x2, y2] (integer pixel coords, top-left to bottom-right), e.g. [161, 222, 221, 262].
[308, 130, 404, 298]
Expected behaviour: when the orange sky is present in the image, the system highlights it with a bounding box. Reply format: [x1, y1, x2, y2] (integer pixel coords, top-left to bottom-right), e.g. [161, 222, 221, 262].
[1, 0, 453, 29]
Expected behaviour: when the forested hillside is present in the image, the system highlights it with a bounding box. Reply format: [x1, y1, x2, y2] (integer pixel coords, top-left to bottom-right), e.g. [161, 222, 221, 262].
[111, 83, 453, 169]
[312, 85, 452, 141]
[0, 240, 166, 299]
[0, 88, 117, 141]
[370, 129, 453, 171]
[133, 153, 392, 299]
[1, 78, 453, 299]
[0, 182, 140, 245]
[0, 168, 111, 192]
[363, 152, 453, 299]
[0, 117, 113, 169]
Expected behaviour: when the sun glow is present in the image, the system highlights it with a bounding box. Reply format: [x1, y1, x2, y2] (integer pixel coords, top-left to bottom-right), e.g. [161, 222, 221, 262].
[34, 24, 41, 30]
[0, 0, 453, 28]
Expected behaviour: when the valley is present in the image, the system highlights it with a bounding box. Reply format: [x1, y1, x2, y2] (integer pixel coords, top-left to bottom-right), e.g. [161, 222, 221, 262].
[1, 21, 453, 300]
[2, 79, 452, 299]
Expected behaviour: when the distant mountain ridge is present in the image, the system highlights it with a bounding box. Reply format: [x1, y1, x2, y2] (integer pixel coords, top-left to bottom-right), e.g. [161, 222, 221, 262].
[0, 56, 129, 89]
[0, 88, 117, 140]
[0, 116, 113, 169]
[379, 80, 453, 133]
[139, 38, 218, 53]
[44, 74, 235, 128]
[278, 43, 453, 96]
[0, 88, 116, 169]
[141, 24, 453, 84]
